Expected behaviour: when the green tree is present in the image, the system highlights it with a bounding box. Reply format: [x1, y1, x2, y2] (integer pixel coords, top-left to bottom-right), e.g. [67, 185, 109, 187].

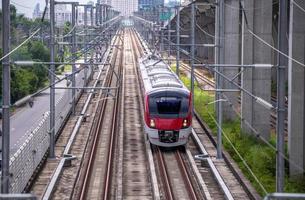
[11, 67, 38, 102]
[29, 41, 50, 62]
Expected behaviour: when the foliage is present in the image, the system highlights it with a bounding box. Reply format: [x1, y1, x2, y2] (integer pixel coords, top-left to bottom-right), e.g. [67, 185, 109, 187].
[11, 67, 38, 101]
[0, 5, 53, 103]
[29, 41, 50, 62]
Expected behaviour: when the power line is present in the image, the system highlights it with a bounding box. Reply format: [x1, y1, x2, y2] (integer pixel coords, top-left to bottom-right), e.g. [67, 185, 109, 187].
[11, 1, 32, 10]
[0, 28, 41, 63]
[240, 4, 305, 69]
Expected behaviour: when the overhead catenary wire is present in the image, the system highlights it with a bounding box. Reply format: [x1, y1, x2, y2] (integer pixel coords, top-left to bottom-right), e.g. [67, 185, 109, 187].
[55, 24, 77, 39]
[0, 28, 41, 63]
[0, 0, 49, 63]
[11, 1, 32, 9]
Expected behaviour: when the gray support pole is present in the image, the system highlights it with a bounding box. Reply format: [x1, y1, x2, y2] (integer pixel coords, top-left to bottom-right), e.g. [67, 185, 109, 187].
[101, 6, 105, 25]
[49, 0, 56, 159]
[288, 0, 305, 177]
[215, 0, 224, 159]
[1, 0, 11, 193]
[176, 6, 180, 77]
[161, 7, 164, 53]
[72, 4, 76, 115]
[95, 3, 99, 26]
[91, 7, 94, 26]
[97, 0, 101, 25]
[190, 2, 195, 114]
[276, 0, 288, 192]
[84, 6, 88, 86]
[100, 5, 103, 25]
[168, 7, 171, 64]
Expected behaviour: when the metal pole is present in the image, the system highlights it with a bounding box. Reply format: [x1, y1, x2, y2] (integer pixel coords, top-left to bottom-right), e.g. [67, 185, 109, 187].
[215, 0, 224, 159]
[276, 0, 288, 192]
[100, 6, 105, 25]
[84, 6, 88, 86]
[72, 3, 76, 115]
[168, 7, 171, 64]
[1, 0, 10, 193]
[49, 0, 56, 159]
[176, 5, 180, 77]
[90, 6, 94, 27]
[95, 3, 99, 26]
[190, 2, 195, 114]
[100, 5, 103, 25]
[161, 7, 164, 53]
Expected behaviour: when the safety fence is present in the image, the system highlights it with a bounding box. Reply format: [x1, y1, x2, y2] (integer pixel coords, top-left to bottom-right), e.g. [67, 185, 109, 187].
[7, 66, 93, 193]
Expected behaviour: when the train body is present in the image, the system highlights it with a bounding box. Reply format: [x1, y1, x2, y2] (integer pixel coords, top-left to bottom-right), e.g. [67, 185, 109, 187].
[139, 54, 192, 147]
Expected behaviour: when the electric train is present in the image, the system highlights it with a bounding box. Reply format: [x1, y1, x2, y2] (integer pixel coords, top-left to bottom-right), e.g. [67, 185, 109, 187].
[139, 54, 192, 147]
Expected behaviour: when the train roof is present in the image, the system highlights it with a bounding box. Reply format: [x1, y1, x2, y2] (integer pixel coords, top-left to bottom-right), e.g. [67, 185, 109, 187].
[139, 54, 189, 93]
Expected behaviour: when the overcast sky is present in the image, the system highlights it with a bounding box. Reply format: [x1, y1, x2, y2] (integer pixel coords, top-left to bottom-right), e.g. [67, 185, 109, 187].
[5, 0, 171, 18]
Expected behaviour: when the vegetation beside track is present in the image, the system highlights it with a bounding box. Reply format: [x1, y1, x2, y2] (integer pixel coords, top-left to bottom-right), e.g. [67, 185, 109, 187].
[175, 69, 305, 196]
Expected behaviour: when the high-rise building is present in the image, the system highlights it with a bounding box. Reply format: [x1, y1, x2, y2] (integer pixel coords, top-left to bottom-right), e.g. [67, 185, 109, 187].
[138, 0, 164, 11]
[32, 3, 42, 19]
[32, 2, 94, 26]
[111, 0, 138, 16]
[100, 0, 112, 6]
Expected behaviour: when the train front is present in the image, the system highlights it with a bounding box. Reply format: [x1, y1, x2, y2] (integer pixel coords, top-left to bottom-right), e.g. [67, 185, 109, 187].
[144, 89, 192, 147]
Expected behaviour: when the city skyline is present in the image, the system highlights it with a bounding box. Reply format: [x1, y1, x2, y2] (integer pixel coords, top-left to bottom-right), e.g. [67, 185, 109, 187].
[5, 0, 173, 18]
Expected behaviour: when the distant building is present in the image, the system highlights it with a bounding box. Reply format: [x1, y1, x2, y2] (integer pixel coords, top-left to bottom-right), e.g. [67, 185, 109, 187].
[32, 2, 94, 26]
[138, 0, 164, 11]
[112, 0, 138, 16]
[100, 0, 112, 6]
[167, 0, 179, 7]
[32, 3, 42, 19]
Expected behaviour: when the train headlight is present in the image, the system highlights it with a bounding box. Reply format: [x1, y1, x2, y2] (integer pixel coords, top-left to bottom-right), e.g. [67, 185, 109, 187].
[182, 119, 188, 128]
[150, 119, 156, 128]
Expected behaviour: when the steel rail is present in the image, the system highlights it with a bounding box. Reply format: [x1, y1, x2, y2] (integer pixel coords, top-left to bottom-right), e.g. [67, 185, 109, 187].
[156, 147, 175, 200]
[102, 30, 123, 200]
[41, 23, 121, 200]
[175, 150, 199, 200]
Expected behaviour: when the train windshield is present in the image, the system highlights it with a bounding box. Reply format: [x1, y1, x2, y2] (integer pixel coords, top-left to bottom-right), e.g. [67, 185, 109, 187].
[156, 97, 181, 114]
[149, 91, 189, 118]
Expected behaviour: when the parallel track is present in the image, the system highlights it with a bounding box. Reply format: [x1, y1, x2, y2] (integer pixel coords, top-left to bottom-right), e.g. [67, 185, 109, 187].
[78, 30, 123, 200]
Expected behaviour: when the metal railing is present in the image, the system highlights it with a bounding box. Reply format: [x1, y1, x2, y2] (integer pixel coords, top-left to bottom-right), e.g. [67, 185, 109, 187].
[264, 193, 305, 200]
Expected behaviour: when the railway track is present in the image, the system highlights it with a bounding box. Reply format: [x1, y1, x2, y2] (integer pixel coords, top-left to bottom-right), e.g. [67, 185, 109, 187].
[29, 29, 122, 199]
[77, 28, 157, 200]
[77, 29, 123, 199]
[115, 28, 155, 199]
[37, 27, 258, 200]
[131, 28, 258, 200]
[153, 146, 202, 200]
[131, 29, 204, 200]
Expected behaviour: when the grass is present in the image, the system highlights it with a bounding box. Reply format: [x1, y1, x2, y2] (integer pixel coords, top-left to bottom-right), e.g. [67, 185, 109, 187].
[64, 65, 72, 72]
[177, 69, 305, 196]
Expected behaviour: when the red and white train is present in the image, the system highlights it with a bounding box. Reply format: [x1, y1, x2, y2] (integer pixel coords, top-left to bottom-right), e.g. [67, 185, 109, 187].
[139, 54, 192, 147]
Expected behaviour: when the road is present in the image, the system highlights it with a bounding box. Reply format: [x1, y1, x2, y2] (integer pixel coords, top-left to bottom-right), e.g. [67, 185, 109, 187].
[0, 61, 86, 155]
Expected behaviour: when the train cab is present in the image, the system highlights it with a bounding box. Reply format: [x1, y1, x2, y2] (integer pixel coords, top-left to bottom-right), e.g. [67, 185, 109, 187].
[139, 54, 192, 147]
